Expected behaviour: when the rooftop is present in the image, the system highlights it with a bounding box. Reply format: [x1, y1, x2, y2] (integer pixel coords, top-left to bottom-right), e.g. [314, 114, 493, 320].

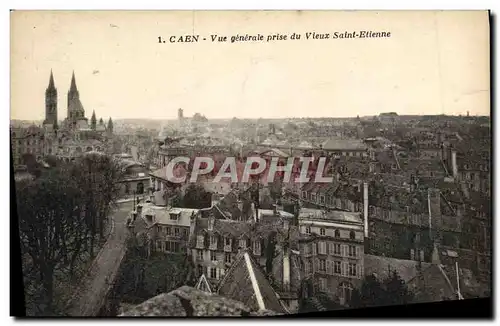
[299, 208, 363, 224]
[119, 286, 280, 316]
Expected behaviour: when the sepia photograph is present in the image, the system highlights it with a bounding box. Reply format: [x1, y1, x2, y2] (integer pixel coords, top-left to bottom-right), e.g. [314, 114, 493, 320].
[9, 9, 492, 318]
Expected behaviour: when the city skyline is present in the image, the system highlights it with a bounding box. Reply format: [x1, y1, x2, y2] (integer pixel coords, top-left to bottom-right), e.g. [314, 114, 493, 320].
[11, 11, 489, 121]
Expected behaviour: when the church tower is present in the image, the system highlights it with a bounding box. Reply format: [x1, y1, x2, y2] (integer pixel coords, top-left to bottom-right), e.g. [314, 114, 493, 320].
[67, 71, 85, 122]
[91, 110, 97, 130]
[107, 117, 114, 134]
[43, 70, 58, 127]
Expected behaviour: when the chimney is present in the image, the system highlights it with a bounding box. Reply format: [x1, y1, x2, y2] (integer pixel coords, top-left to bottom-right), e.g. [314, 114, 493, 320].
[451, 149, 458, 178]
[283, 248, 291, 292]
[153, 190, 167, 206]
[251, 202, 259, 222]
[189, 211, 197, 239]
[431, 242, 441, 265]
[211, 192, 221, 207]
[208, 214, 215, 231]
[363, 182, 369, 238]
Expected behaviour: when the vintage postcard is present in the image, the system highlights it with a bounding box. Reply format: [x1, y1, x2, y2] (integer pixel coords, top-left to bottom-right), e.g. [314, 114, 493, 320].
[10, 10, 491, 317]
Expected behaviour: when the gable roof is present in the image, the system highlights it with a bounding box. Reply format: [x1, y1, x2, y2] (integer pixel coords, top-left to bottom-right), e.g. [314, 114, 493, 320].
[217, 250, 287, 313]
[195, 274, 213, 294]
[259, 148, 290, 158]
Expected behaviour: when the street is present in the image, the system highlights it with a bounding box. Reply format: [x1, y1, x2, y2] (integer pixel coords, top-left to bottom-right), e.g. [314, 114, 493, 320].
[67, 201, 135, 316]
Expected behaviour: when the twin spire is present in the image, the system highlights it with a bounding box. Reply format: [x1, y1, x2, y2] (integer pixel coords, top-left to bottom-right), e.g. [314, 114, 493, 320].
[47, 69, 77, 93]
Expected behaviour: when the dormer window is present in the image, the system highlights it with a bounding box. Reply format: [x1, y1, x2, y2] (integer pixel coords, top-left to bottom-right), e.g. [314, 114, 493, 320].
[320, 228, 326, 236]
[305, 226, 311, 234]
[334, 230, 340, 238]
[239, 239, 247, 248]
[170, 213, 179, 220]
[210, 236, 217, 246]
[225, 237, 231, 246]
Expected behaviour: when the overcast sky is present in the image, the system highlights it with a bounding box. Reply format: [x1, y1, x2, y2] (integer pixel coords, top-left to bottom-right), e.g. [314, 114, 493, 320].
[11, 10, 490, 121]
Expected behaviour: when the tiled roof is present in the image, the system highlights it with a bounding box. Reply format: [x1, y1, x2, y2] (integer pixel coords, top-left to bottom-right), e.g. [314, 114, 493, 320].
[217, 250, 287, 313]
[298, 207, 363, 224]
[118, 286, 281, 316]
[272, 248, 302, 294]
[141, 203, 198, 227]
[259, 148, 290, 158]
[364, 254, 431, 283]
[322, 137, 367, 151]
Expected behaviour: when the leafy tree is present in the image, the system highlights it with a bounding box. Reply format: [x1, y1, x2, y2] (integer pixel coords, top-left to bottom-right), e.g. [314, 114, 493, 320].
[22, 153, 42, 178]
[349, 272, 414, 308]
[349, 274, 386, 308]
[181, 184, 211, 209]
[383, 271, 414, 305]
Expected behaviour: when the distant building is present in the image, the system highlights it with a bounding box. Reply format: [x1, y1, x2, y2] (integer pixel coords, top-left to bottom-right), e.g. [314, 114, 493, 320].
[137, 199, 198, 256]
[117, 159, 149, 196]
[298, 208, 365, 306]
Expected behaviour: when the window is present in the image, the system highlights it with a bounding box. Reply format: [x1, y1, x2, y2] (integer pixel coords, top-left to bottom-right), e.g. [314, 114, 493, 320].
[166, 227, 172, 236]
[334, 230, 340, 238]
[210, 236, 217, 246]
[210, 268, 217, 279]
[320, 228, 326, 236]
[311, 193, 317, 202]
[334, 261, 342, 274]
[239, 239, 247, 248]
[170, 213, 178, 220]
[348, 245, 356, 257]
[183, 229, 188, 237]
[348, 263, 357, 276]
[333, 243, 341, 255]
[302, 191, 307, 199]
[197, 265, 203, 276]
[197, 235, 204, 248]
[305, 226, 311, 235]
[319, 259, 326, 272]
[349, 231, 356, 240]
[253, 241, 261, 254]
[319, 277, 327, 292]
[318, 241, 327, 255]
[225, 237, 231, 246]
[225, 253, 232, 264]
[174, 228, 179, 236]
[210, 251, 217, 262]
[197, 250, 203, 261]
[164, 241, 170, 252]
[338, 282, 354, 305]
[320, 195, 325, 204]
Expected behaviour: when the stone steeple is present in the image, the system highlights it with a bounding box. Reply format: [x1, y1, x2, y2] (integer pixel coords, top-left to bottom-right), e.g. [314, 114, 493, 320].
[91, 110, 97, 130]
[67, 71, 85, 122]
[107, 117, 114, 133]
[44, 70, 58, 127]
